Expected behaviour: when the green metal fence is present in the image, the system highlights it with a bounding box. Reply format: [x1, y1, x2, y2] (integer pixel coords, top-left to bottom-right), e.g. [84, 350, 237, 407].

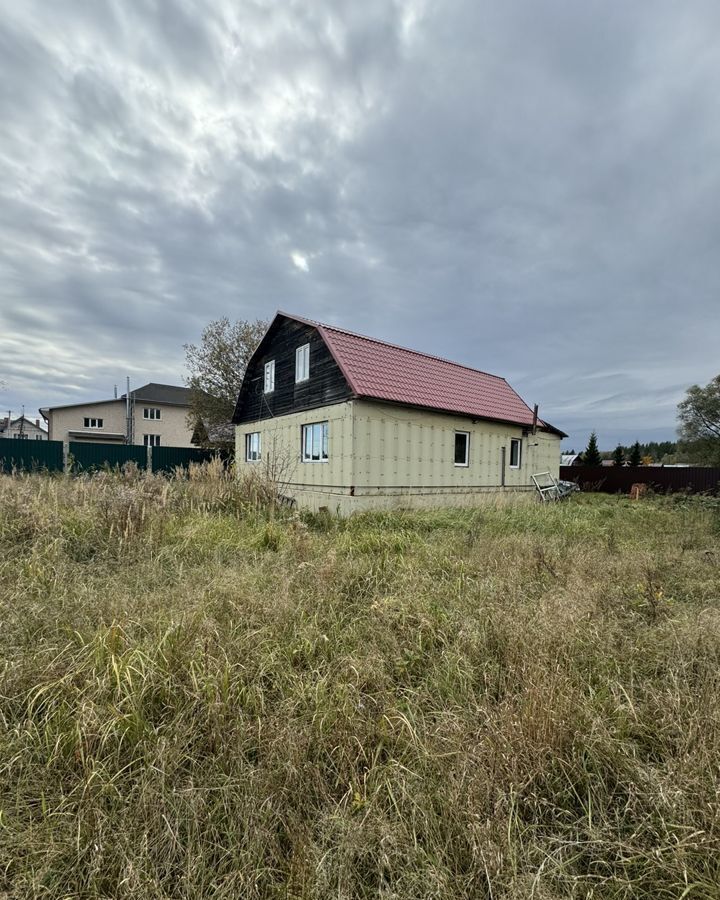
[69, 441, 147, 472]
[150, 446, 220, 473]
[0, 438, 64, 473]
[0, 439, 228, 475]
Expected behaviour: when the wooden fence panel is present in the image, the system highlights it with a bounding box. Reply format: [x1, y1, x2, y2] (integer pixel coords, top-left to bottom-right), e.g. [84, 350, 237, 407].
[560, 466, 720, 495]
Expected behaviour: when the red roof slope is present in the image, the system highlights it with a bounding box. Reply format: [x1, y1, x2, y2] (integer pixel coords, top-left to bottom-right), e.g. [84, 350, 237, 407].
[278, 313, 557, 431]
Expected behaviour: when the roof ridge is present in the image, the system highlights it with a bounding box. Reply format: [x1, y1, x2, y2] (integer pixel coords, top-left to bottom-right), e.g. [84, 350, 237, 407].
[277, 310, 507, 382]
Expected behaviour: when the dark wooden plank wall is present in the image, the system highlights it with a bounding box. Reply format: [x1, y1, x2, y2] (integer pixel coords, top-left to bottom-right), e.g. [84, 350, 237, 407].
[234, 317, 352, 424]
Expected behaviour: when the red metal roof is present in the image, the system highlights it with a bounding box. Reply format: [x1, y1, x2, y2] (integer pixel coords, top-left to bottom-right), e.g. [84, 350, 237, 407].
[280, 312, 559, 431]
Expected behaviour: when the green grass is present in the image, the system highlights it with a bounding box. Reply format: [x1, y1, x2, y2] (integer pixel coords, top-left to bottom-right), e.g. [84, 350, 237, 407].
[1, 468, 719, 898]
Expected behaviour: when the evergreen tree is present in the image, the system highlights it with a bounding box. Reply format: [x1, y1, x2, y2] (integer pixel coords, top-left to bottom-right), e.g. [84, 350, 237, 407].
[629, 441, 642, 466]
[612, 444, 624, 466]
[583, 431, 602, 466]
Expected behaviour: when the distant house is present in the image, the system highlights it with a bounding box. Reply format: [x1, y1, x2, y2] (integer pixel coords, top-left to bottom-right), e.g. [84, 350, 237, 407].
[41, 383, 196, 447]
[561, 453, 581, 466]
[0, 415, 47, 440]
[233, 312, 566, 514]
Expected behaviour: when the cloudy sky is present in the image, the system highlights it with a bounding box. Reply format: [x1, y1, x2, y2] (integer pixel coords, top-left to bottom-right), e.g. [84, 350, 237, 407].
[1, 1, 719, 449]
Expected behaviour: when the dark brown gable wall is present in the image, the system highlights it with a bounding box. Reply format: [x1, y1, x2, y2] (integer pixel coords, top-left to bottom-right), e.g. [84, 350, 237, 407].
[233, 318, 353, 424]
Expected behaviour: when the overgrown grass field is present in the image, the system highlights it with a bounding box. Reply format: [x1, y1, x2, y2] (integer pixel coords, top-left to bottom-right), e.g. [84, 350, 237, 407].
[1, 468, 719, 898]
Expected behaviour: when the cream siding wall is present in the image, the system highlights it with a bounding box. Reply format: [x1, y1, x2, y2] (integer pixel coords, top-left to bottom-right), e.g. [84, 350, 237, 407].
[235, 402, 355, 510]
[352, 400, 560, 502]
[235, 398, 562, 514]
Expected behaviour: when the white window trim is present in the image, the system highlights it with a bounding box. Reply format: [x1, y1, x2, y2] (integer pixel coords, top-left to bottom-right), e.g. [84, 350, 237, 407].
[301, 421, 329, 463]
[509, 438, 522, 469]
[143, 407, 162, 420]
[264, 360, 275, 393]
[84, 418, 103, 429]
[454, 430, 470, 467]
[143, 434, 161, 447]
[295, 343, 310, 383]
[245, 432, 262, 462]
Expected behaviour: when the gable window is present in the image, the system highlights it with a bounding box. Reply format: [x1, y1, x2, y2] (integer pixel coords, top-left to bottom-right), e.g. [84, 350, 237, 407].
[143, 407, 161, 420]
[301, 421, 328, 462]
[295, 343, 310, 382]
[264, 360, 275, 393]
[143, 434, 161, 447]
[454, 431, 470, 466]
[509, 438, 522, 468]
[245, 432, 261, 462]
[84, 417, 103, 428]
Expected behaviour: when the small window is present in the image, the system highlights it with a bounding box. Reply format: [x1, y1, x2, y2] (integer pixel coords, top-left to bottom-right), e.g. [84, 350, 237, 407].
[245, 432, 261, 462]
[15, 433, 29, 440]
[84, 418, 103, 428]
[454, 431, 469, 466]
[35, 435, 43, 440]
[509, 438, 522, 468]
[295, 343, 310, 382]
[264, 360, 275, 393]
[143, 434, 161, 447]
[143, 407, 161, 420]
[301, 421, 328, 462]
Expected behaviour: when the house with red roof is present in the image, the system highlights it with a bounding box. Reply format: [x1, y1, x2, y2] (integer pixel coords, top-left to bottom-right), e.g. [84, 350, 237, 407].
[232, 312, 565, 513]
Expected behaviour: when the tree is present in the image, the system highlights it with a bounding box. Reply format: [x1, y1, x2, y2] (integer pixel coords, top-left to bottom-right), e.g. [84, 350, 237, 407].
[677, 374, 720, 465]
[184, 317, 268, 443]
[583, 431, 602, 466]
[628, 441, 642, 466]
[612, 444, 624, 466]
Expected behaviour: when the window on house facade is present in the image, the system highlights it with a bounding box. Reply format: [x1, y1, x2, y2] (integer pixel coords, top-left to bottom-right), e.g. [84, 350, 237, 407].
[509, 438, 522, 468]
[264, 360, 275, 393]
[84, 418, 103, 428]
[454, 431, 470, 466]
[14, 434, 29, 440]
[143, 434, 161, 447]
[245, 432, 261, 462]
[295, 343, 310, 382]
[301, 421, 328, 462]
[143, 407, 161, 420]
[35, 435, 43, 440]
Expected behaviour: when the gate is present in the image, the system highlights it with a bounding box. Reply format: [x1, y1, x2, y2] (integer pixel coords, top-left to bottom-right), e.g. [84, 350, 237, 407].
[151, 446, 219, 473]
[69, 441, 147, 472]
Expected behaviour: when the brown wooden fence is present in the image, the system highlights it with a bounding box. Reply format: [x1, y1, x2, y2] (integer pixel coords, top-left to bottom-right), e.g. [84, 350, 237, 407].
[560, 466, 720, 495]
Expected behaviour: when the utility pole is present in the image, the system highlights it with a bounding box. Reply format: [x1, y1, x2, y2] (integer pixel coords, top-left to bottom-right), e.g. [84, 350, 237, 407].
[125, 377, 133, 445]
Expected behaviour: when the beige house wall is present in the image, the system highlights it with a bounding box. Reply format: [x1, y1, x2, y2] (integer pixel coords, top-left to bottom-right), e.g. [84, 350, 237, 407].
[132, 403, 194, 447]
[235, 402, 355, 508]
[47, 401, 194, 447]
[48, 401, 127, 443]
[235, 398, 561, 515]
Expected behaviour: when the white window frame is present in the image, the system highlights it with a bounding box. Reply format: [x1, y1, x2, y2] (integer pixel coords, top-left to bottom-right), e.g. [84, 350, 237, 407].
[264, 360, 275, 393]
[84, 417, 103, 429]
[301, 421, 329, 463]
[454, 430, 470, 467]
[295, 343, 310, 383]
[245, 432, 261, 462]
[143, 434, 161, 447]
[509, 438, 522, 469]
[143, 407, 161, 420]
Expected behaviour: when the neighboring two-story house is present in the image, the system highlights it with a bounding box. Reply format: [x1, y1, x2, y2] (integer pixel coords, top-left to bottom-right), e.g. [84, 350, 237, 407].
[0, 415, 48, 440]
[232, 312, 566, 514]
[40, 383, 195, 448]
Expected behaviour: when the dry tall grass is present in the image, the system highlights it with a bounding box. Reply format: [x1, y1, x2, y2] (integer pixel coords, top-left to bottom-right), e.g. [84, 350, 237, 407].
[1, 468, 719, 898]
